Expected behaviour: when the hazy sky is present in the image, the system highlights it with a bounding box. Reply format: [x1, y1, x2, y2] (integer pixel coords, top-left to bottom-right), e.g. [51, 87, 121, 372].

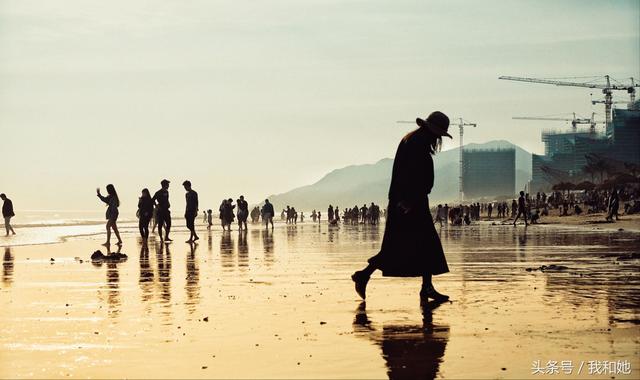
[1, 0, 638, 212]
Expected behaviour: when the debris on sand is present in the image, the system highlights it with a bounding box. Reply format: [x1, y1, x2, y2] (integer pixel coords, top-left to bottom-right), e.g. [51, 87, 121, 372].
[90, 250, 128, 263]
[525, 264, 569, 272]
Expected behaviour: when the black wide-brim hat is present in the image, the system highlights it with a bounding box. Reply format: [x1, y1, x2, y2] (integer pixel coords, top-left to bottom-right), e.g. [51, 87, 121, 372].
[416, 111, 452, 138]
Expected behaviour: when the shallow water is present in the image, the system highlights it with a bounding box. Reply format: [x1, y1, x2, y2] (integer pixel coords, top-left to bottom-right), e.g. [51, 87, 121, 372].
[1, 222, 638, 378]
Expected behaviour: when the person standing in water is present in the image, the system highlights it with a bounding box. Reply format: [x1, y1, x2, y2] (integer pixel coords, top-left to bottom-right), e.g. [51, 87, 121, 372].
[1, 194, 16, 236]
[183, 180, 199, 243]
[137, 188, 154, 242]
[97, 184, 123, 246]
[352, 111, 451, 303]
[153, 179, 172, 242]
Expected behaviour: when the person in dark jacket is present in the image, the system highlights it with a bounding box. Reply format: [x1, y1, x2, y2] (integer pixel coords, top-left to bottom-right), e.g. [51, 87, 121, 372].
[153, 179, 172, 242]
[352, 111, 452, 303]
[513, 191, 528, 226]
[97, 184, 123, 246]
[137, 188, 154, 241]
[183, 180, 199, 243]
[261, 199, 275, 229]
[1, 194, 16, 236]
[237, 195, 249, 231]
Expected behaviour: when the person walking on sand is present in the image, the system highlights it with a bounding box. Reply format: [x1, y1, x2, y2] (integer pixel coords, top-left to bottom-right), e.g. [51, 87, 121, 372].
[183, 181, 199, 243]
[97, 184, 123, 246]
[153, 179, 172, 242]
[1, 194, 16, 236]
[513, 191, 528, 227]
[237, 195, 249, 231]
[351, 111, 451, 303]
[137, 188, 154, 242]
[203, 211, 207, 224]
[261, 199, 274, 229]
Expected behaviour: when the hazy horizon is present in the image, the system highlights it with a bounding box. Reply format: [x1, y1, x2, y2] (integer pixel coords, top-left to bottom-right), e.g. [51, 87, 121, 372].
[1, 0, 638, 212]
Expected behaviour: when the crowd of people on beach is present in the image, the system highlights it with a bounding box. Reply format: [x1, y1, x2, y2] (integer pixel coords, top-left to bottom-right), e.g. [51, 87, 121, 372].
[2, 180, 636, 245]
[430, 185, 639, 227]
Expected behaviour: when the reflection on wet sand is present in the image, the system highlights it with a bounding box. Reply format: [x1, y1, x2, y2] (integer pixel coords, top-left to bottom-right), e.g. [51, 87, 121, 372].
[3, 247, 13, 285]
[1, 223, 638, 378]
[354, 301, 450, 380]
[220, 232, 234, 269]
[261, 229, 274, 265]
[155, 242, 172, 321]
[238, 230, 249, 269]
[139, 244, 153, 308]
[185, 243, 200, 314]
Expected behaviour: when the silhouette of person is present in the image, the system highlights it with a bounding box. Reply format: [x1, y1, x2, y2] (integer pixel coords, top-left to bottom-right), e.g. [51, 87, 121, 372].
[261, 199, 275, 229]
[237, 195, 249, 231]
[97, 184, 123, 246]
[153, 179, 172, 242]
[352, 111, 451, 303]
[137, 188, 154, 242]
[1, 194, 16, 236]
[353, 301, 449, 380]
[183, 180, 199, 243]
[207, 209, 213, 230]
[513, 191, 528, 226]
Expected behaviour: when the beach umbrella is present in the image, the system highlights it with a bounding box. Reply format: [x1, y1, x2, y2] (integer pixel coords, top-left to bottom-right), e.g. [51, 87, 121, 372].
[574, 181, 596, 191]
[611, 173, 640, 185]
[552, 182, 576, 191]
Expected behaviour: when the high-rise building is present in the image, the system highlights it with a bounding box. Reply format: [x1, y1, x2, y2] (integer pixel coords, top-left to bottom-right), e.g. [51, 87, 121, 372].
[530, 101, 639, 192]
[462, 148, 516, 199]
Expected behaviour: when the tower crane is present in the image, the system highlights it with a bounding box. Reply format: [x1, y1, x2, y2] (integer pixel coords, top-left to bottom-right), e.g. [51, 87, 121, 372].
[452, 118, 477, 202]
[396, 117, 477, 202]
[498, 75, 639, 128]
[512, 112, 604, 134]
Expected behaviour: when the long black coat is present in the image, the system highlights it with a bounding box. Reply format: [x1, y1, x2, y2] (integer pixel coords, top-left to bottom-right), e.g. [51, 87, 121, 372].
[369, 128, 449, 277]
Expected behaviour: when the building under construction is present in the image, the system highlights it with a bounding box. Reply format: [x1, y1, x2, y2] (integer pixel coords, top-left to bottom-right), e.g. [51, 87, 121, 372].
[531, 101, 640, 192]
[462, 148, 516, 199]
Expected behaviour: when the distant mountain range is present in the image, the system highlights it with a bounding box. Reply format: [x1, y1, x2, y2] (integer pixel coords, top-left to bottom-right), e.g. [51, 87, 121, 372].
[265, 140, 532, 210]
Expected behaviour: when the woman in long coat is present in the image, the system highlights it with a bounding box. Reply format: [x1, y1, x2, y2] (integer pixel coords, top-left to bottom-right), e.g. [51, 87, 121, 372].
[352, 111, 451, 302]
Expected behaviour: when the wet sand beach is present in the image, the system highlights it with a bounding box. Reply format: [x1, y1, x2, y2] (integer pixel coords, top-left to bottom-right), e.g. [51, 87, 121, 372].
[1, 222, 638, 379]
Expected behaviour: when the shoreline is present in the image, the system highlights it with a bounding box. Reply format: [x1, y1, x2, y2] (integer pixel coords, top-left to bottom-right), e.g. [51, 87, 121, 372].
[2, 212, 639, 249]
[481, 212, 640, 233]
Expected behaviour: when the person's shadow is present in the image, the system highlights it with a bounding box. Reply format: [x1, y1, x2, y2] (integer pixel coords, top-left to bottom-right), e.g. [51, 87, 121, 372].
[353, 301, 450, 380]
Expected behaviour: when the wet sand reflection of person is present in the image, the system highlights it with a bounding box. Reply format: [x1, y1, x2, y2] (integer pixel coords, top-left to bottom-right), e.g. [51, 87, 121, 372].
[185, 243, 200, 314]
[238, 230, 249, 269]
[97, 243, 123, 319]
[353, 301, 450, 380]
[261, 229, 274, 265]
[3, 247, 14, 285]
[155, 242, 172, 319]
[220, 232, 234, 269]
[139, 243, 154, 306]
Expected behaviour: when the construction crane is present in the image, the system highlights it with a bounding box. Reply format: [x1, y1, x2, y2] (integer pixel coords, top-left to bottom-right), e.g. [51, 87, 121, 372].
[498, 75, 639, 128]
[451, 118, 477, 202]
[512, 112, 604, 134]
[396, 117, 477, 202]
